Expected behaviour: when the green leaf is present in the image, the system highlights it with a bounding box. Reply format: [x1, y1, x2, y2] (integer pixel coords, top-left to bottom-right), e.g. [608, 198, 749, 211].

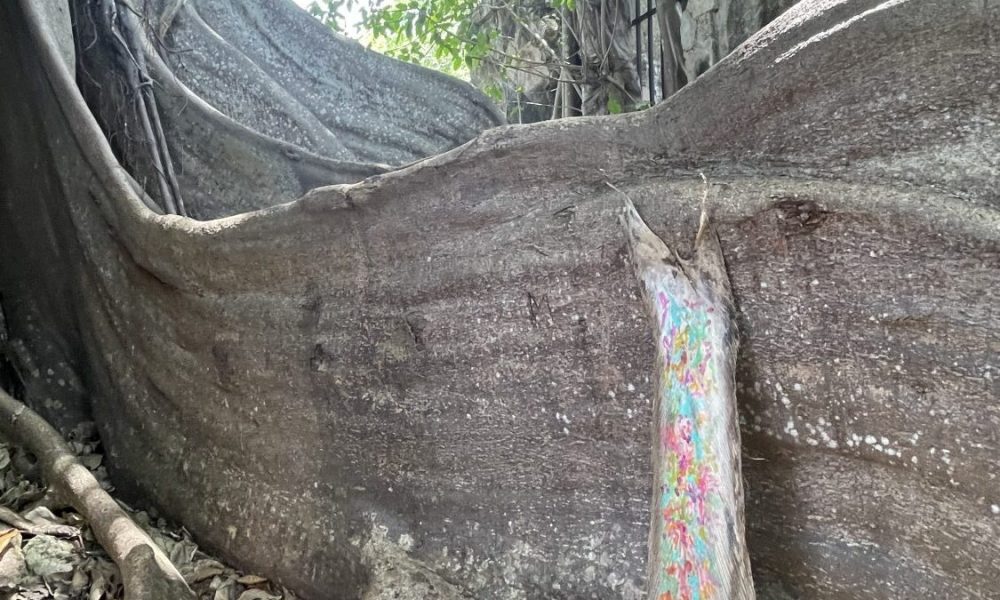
[484, 83, 503, 102]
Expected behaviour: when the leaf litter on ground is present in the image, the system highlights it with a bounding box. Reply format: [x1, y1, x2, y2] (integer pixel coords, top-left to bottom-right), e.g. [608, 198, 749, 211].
[0, 432, 297, 600]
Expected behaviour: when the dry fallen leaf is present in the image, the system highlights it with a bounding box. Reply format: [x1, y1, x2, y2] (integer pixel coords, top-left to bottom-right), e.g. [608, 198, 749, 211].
[79, 454, 103, 470]
[23, 533, 77, 578]
[0, 527, 27, 583]
[22, 505, 80, 538]
[71, 565, 90, 593]
[184, 559, 228, 584]
[236, 574, 268, 585]
[88, 567, 108, 600]
[214, 580, 235, 600]
[236, 590, 281, 600]
[0, 504, 80, 538]
[0, 526, 18, 556]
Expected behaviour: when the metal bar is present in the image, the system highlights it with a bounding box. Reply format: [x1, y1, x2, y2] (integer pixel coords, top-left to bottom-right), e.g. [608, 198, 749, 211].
[647, 0, 654, 104]
[635, 0, 642, 97]
[631, 5, 657, 26]
[660, 41, 666, 101]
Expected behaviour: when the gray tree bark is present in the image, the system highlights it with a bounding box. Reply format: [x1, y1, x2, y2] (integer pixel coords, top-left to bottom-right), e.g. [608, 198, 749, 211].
[0, 0, 997, 599]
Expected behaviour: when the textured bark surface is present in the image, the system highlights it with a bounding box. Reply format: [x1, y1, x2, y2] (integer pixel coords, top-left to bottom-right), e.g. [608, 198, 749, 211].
[0, 1, 998, 599]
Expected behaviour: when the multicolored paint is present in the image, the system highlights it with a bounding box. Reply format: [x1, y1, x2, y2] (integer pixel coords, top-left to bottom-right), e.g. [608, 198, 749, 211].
[646, 269, 735, 600]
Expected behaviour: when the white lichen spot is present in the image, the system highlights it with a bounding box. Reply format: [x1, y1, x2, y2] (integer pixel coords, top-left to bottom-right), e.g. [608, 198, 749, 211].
[627, 383, 636, 392]
[398, 534, 415, 551]
[880, 436, 889, 446]
[793, 383, 803, 392]
[991, 504, 1000, 515]
[864, 435, 877, 445]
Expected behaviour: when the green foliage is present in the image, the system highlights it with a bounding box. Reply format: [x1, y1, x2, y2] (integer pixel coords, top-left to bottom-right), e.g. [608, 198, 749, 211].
[607, 96, 623, 115]
[483, 83, 504, 102]
[306, 0, 358, 34]
[306, 0, 558, 79]
[305, 0, 649, 118]
[364, 0, 486, 71]
[306, 0, 485, 76]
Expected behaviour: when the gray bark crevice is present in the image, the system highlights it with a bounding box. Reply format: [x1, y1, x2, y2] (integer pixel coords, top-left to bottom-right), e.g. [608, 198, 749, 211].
[0, 0, 997, 599]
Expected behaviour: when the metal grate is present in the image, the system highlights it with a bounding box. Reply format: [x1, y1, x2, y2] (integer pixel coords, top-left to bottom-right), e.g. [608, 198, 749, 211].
[631, 0, 659, 105]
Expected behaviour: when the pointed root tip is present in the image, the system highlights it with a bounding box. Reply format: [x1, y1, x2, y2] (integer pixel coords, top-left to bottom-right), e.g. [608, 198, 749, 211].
[695, 203, 711, 247]
[617, 196, 674, 269]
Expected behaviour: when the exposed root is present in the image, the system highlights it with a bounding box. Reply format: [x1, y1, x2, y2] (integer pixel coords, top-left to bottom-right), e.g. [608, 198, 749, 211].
[0, 388, 195, 600]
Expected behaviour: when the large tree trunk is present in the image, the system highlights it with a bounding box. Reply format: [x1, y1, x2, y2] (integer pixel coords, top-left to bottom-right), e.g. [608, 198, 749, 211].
[1, 1, 997, 599]
[575, 0, 642, 114]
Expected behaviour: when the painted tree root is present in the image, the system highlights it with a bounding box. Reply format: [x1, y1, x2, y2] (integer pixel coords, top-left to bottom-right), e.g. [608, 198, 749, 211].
[0, 388, 195, 600]
[621, 195, 754, 600]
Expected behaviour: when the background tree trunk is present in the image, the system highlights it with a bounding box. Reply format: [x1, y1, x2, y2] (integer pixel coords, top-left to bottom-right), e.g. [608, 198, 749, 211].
[575, 0, 642, 114]
[1, 1, 998, 599]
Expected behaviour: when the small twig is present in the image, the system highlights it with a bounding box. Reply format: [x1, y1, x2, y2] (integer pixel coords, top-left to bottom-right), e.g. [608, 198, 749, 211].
[696, 172, 710, 241]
